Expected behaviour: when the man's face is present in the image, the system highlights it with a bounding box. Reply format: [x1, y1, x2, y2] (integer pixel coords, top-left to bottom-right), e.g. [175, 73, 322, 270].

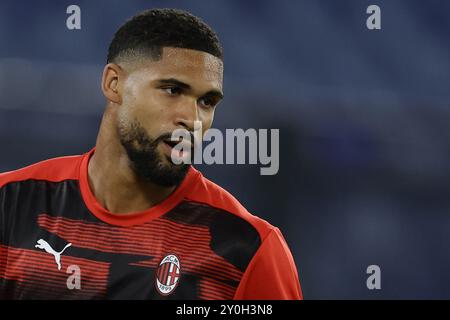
[116, 47, 224, 187]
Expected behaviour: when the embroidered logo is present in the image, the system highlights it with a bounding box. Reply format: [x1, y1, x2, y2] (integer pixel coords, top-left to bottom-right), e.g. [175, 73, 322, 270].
[155, 254, 181, 296]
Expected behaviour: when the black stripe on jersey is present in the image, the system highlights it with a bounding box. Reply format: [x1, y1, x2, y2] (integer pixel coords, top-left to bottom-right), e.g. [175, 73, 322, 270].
[163, 201, 262, 273]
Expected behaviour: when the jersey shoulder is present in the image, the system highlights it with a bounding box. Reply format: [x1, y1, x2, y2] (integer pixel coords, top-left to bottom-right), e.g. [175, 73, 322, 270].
[185, 169, 275, 240]
[0, 153, 84, 188]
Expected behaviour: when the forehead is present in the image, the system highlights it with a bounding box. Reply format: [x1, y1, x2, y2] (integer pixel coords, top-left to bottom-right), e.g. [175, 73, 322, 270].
[162, 47, 223, 76]
[127, 47, 223, 89]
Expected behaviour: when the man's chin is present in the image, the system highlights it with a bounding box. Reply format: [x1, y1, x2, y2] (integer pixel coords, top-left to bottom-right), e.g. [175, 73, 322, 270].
[121, 138, 189, 187]
[135, 160, 190, 187]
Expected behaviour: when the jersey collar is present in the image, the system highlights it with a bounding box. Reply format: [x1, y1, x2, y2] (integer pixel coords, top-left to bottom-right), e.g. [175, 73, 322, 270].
[79, 148, 200, 227]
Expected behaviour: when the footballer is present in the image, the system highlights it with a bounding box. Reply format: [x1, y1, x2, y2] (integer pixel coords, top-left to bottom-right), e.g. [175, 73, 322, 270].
[0, 8, 302, 300]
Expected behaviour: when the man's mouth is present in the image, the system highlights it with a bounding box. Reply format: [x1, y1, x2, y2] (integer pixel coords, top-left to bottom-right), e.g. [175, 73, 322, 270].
[163, 140, 178, 149]
[163, 139, 192, 150]
[162, 139, 193, 162]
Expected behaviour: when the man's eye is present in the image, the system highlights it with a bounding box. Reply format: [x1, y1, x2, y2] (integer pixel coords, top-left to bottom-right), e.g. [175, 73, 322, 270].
[163, 87, 182, 95]
[198, 97, 216, 109]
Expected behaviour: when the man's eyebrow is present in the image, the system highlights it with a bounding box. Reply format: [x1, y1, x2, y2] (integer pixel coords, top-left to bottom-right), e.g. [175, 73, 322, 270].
[158, 78, 224, 100]
[202, 90, 224, 101]
[158, 78, 191, 89]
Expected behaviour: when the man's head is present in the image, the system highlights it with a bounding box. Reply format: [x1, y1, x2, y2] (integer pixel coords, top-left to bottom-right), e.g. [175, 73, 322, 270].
[101, 8, 224, 187]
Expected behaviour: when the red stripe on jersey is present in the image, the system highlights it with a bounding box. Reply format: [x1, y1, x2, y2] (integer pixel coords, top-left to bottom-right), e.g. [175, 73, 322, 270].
[3, 246, 109, 277]
[0, 244, 109, 296]
[0, 154, 82, 188]
[38, 218, 205, 249]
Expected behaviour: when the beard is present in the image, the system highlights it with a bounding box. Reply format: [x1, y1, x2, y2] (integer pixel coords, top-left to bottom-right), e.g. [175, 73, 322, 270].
[118, 121, 190, 187]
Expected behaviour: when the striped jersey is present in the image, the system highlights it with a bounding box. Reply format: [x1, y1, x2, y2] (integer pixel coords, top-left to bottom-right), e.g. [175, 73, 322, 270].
[0, 148, 302, 300]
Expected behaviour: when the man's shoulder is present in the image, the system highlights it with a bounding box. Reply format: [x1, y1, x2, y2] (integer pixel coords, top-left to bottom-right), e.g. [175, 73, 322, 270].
[0, 153, 85, 189]
[186, 169, 275, 240]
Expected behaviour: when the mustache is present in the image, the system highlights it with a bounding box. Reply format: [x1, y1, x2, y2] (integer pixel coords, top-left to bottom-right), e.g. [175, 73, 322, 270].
[154, 133, 173, 145]
[155, 131, 195, 145]
[127, 125, 195, 151]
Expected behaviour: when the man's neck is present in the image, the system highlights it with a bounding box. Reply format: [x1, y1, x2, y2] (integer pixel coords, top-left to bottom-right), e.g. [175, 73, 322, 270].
[87, 105, 176, 214]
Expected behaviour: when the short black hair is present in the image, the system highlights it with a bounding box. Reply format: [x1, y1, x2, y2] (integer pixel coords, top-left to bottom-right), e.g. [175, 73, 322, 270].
[107, 8, 223, 64]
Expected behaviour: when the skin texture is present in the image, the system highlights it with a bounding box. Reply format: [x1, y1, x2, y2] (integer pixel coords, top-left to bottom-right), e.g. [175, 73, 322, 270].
[88, 47, 224, 214]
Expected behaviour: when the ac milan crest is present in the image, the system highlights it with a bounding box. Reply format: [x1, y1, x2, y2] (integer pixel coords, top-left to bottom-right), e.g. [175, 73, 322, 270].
[155, 253, 181, 296]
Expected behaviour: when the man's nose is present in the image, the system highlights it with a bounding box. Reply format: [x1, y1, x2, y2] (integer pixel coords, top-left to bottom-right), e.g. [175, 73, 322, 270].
[174, 98, 199, 132]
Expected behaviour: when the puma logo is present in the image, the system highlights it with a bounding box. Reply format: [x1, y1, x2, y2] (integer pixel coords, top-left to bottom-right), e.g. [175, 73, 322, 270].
[35, 239, 72, 270]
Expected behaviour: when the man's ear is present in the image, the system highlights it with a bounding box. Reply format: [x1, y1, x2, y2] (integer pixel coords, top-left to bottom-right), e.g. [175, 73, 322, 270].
[101, 63, 123, 104]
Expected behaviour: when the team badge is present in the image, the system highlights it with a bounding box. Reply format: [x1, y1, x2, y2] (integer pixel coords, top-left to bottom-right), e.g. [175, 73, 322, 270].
[155, 253, 181, 296]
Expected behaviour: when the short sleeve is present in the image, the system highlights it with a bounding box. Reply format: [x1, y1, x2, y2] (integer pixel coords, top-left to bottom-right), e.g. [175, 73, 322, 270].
[0, 187, 4, 245]
[233, 227, 303, 300]
[0, 187, 6, 283]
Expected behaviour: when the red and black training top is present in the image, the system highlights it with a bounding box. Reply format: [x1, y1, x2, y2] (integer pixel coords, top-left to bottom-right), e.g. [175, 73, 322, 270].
[0, 148, 303, 300]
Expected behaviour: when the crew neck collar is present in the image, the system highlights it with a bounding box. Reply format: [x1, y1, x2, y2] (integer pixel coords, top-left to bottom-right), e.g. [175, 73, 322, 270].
[79, 148, 200, 227]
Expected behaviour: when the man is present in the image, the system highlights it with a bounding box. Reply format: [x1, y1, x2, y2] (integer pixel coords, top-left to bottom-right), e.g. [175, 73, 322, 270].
[0, 8, 302, 300]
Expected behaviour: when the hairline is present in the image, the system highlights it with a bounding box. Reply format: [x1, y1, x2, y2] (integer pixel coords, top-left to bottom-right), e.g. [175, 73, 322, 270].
[110, 46, 224, 73]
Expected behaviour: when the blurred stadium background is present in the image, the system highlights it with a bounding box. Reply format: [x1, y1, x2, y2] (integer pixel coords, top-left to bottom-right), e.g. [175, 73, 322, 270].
[1, 0, 450, 299]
